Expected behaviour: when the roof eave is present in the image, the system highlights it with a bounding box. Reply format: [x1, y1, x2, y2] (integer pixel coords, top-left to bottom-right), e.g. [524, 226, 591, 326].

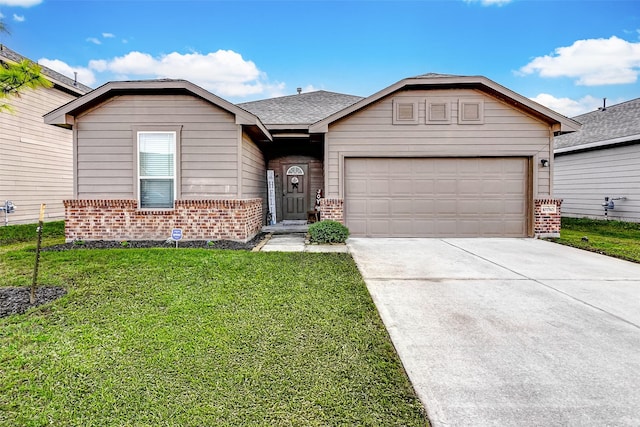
[555, 133, 640, 155]
[44, 80, 272, 141]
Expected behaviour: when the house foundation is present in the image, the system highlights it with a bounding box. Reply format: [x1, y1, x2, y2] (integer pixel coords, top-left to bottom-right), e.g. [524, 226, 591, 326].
[64, 199, 263, 242]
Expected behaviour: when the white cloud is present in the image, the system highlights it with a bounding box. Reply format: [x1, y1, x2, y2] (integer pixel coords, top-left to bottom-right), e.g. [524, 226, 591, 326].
[88, 59, 107, 72]
[102, 32, 115, 38]
[530, 93, 610, 117]
[90, 50, 279, 98]
[86, 37, 101, 45]
[519, 36, 640, 86]
[464, 0, 512, 6]
[12, 13, 24, 22]
[38, 58, 97, 86]
[0, 0, 41, 6]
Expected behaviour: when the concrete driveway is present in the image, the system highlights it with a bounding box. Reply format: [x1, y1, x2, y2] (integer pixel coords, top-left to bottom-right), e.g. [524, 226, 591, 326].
[347, 238, 640, 427]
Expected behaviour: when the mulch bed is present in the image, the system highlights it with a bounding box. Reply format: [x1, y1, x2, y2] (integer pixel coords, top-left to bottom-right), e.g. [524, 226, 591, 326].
[0, 286, 67, 318]
[1, 233, 268, 319]
[41, 233, 267, 251]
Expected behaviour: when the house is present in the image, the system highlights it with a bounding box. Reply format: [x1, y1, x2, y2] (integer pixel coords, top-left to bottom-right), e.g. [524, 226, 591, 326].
[44, 74, 580, 242]
[554, 98, 640, 222]
[0, 45, 92, 225]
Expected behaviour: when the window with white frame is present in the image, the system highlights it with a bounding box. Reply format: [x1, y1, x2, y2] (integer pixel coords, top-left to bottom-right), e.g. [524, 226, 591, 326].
[138, 131, 176, 208]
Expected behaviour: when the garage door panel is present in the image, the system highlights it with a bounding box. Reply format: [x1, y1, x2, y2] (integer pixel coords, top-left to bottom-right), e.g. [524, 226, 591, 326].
[390, 179, 413, 195]
[348, 219, 367, 236]
[369, 199, 391, 215]
[369, 179, 390, 196]
[413, 179, 435, 194]
[504, 200, 526, 215]
[345, 157, 529, 237]
[414, 199, 435, 213]
[435, 199, 458, 215]
[390, 220, 415, 235]
[346, 179, 368, 196]
[369, 219, 392, 236]
[347, 199, 368, 216]
[458, 179, 482, 194]
[391, 199, 412, 215]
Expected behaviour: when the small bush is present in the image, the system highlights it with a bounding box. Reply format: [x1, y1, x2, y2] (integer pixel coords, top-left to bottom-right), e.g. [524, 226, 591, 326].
[308, 220, 349, 244]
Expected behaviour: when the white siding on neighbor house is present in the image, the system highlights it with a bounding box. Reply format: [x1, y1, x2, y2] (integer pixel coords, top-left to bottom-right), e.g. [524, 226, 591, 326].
[554, 144, 640, 222]
[325, 88, 552, 198]
[75, 94, 241, 200]
[0, 86, 77, 224]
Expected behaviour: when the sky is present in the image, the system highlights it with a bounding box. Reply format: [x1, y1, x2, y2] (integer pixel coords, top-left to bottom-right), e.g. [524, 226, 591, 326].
[0, 0, 639, 117]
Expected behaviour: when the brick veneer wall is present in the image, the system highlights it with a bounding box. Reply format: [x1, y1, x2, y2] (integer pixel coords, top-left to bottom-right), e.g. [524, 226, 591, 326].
[64, 199, 263, 242]
[319, 198, 344, 223]
[534, 198, 562, 238]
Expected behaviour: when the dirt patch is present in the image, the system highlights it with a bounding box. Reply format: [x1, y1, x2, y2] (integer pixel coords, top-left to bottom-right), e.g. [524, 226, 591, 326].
[41, 233, 267, 251]
[0, 286, 67, 318]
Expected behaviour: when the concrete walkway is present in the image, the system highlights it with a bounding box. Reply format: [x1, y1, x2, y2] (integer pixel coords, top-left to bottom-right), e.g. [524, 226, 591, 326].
[257, 233, 349, 253]
[348, 238, 640, 427]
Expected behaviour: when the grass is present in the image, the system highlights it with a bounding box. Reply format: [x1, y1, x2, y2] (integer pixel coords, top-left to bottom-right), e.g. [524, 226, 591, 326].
[0, 224, 427, 426]
[0, 220, 65, 246]
[552, 217, 640, 263]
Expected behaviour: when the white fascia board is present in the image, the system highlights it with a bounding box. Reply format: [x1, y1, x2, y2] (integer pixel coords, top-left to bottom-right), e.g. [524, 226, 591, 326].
[555, 134, 640, 154]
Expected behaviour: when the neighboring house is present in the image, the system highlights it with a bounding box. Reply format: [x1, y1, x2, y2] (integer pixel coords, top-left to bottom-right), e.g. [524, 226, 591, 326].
[45, 74, 580, 242]
[554, 98, 640, 222]
[0, 45, 92, 225]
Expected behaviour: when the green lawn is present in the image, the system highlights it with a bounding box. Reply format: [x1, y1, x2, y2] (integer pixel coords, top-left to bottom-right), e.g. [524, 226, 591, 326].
[554, 217, 640, 263]
[0, 226, 426, 426]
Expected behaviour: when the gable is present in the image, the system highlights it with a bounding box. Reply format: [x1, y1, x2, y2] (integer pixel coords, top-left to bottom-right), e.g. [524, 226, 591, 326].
[328, 88, 550, 137]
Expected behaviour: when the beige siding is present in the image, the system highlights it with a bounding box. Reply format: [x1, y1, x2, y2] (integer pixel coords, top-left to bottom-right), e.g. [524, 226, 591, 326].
[75, 94, 241, 200]
[326, 88, 551, 198]
[241, 132, 267, 214]
[554, 144, 640, 222]
[0, 86, 77, 224]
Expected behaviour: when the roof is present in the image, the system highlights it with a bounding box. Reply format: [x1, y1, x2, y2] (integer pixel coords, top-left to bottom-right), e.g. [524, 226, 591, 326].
[554, 97, 640, 154]
[0, 44, 92, 96]
[238, 90, 363, 128]
[309, 73, 582, 134]
[43, 79, 271, 141]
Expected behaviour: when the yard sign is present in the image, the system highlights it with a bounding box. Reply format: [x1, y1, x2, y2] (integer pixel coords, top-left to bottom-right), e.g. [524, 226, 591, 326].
[267, 170, 276, 225]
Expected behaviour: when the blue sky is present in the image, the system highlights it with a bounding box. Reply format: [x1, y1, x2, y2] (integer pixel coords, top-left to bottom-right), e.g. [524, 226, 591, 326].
[1, 0, 639, 116]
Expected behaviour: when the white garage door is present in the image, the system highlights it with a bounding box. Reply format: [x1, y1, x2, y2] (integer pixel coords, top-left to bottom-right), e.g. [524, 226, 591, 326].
[345, 157, 529, 237]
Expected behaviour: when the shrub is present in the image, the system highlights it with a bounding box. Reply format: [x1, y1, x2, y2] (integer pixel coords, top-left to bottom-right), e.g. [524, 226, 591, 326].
[308, 220, 349, 244]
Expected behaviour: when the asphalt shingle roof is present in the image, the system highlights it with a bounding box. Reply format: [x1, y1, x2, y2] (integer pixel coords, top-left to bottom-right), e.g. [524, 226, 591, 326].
[554, 97, 640, 151]
[0, 44, 92, 94]
[238, 90, 363, 126]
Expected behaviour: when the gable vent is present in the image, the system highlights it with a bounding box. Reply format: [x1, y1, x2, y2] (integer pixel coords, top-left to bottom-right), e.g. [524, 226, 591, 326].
[393, 99, 419, 124]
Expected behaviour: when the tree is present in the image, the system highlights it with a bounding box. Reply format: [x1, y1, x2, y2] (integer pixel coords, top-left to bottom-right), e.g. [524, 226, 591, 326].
[1, 20, 53, 112]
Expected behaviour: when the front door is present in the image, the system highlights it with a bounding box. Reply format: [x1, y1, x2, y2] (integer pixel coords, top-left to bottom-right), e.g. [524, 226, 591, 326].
[282, 164, 308, 220]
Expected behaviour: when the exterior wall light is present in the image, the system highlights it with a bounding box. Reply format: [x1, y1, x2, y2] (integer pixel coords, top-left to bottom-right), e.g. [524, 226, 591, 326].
[540, 159, 549, 167]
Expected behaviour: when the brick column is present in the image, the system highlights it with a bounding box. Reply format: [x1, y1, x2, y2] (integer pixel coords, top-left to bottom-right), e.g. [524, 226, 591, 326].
[534, 198, 562, 238]
[319, 198, 344, 224]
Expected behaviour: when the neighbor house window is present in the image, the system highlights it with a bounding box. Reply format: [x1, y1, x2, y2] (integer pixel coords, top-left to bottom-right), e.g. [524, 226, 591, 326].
[138, 131, 176, 208]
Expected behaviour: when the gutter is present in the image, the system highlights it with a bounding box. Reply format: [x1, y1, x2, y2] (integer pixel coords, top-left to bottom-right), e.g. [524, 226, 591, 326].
[555, 133, 640, 155]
